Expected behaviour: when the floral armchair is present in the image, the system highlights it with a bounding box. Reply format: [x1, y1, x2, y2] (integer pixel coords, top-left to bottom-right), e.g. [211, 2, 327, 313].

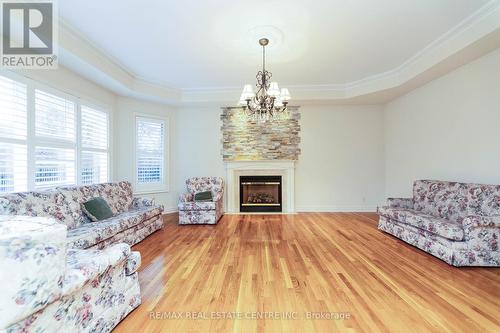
[178, 177, 224, 225]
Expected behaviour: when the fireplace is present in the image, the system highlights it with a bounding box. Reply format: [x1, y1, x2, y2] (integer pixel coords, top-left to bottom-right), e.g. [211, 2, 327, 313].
[240, 175, 282, 212]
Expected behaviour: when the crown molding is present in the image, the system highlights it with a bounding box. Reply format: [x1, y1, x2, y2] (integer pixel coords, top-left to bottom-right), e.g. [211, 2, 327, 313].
[57, 1, 500, 105]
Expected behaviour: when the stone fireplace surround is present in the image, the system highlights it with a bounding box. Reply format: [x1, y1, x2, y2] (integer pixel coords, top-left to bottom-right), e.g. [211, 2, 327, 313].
[225, 160, 295, 213]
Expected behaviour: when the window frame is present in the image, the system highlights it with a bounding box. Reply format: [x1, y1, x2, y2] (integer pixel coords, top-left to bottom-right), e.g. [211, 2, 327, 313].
[0, 71, 112, 192]
[133, 112, 169, 194]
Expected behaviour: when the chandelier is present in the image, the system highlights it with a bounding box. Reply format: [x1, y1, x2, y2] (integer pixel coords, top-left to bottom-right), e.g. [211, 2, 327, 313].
[239, 38, 291, 122]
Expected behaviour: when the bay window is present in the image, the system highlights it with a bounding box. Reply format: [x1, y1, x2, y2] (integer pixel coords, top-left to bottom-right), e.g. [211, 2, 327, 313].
[0, 73, 110, 193]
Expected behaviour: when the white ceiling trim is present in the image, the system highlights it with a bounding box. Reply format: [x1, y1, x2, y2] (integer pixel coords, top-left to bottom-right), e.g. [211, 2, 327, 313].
[58, 1, 500, 105]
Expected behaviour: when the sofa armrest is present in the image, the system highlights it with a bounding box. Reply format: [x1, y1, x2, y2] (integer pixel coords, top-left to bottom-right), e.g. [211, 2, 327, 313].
[62, 243, 131, 296]
[179, 193, 193, 203]
[462, 215, 500, 230]
[132, 196, 156, 209]
[386, 197, 413, 209]
[461, 215, 499, 251]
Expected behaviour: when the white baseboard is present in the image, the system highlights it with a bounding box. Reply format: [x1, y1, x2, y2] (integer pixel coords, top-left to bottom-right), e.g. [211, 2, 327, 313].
[296, 205, 378, 212]
[163, 207, 178, 214]
[163, 206, 378, 215]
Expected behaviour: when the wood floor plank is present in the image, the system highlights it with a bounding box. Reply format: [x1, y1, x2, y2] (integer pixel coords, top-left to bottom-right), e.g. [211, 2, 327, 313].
[113, 212, 500, 333]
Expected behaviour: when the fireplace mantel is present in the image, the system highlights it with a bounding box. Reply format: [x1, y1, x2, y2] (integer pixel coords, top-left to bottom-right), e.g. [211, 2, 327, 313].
[225, 160, 295, 213]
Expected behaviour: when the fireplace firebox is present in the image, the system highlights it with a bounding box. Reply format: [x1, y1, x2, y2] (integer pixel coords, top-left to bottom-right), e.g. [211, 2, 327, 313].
[239, 175, 282, 212]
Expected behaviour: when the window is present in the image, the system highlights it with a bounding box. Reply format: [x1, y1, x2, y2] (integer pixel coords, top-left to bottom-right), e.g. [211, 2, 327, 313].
[81, 106, 109, 184]
[0, 73, 110, 193]
[0, 76, 28, 192]
[34, 90, 76, 189]
[135, 116, 167, 192]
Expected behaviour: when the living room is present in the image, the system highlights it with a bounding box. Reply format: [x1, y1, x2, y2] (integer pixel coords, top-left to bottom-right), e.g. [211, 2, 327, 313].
[0, 1, 499, 332]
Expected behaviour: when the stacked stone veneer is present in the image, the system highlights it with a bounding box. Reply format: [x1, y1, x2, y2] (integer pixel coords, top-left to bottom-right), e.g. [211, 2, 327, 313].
[221, 106, 301, 161]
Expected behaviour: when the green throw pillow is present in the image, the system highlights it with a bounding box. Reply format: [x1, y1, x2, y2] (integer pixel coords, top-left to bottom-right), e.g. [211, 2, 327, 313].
[82, 197, 113, 222]
[194, 191, 213, 202]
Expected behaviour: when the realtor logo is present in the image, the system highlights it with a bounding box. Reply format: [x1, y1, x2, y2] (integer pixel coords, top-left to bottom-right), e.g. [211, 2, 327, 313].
[1, 0, 58, 68]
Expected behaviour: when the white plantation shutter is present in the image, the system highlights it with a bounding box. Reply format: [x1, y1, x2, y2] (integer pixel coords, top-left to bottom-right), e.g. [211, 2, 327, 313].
[0, 76, 27, 141]
[81, 151, 108, 185]
[81, 105, 109, 184]
[34, 147, 76, 189]
[81, 106, 108, 150]
[0, 74, 112, 193]
[136, 117, 166, 186]
[0, 143, 27, 193]
[0, 76, 28, 193]
[35, 89, 77, 189]
[35, 90, 76, 142]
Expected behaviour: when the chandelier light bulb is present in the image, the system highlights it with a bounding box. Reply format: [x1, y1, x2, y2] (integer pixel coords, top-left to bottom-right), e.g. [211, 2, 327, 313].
[241, 84, 255, 100]
[268, 82, 280, 97]
[280, 88, 291, 101]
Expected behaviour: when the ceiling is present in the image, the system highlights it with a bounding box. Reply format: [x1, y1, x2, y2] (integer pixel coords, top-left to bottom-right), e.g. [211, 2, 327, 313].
[57, 0, 500, 104]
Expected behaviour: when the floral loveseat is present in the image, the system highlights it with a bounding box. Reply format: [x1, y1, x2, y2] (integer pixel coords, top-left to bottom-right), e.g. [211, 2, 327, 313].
[378, 180, 499, 267]
[0, 215, 141, 333]
[0, 181, 164, 249]
[178, 177, 224, 225]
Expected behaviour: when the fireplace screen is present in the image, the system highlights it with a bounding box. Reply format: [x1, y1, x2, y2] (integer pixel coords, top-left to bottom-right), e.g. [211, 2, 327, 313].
[240, 175, 282, 212]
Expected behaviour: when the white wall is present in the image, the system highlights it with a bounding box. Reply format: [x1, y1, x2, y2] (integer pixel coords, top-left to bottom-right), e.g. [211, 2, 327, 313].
[114, 97, 178, 212]
[384, 48, 500, 198]
[296, 105, 385, 211]
[13, 66, 116, 108]
[176, 105, 386, 211]
[176, 107, 226, 193]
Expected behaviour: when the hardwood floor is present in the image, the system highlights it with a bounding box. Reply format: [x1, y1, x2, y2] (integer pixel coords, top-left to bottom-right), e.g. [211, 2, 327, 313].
[114, 213, 500, 333]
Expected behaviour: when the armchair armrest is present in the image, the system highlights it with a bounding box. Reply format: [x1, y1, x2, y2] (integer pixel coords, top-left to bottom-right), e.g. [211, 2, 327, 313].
[132, 196, 155, 209]
[386, 197, 413, 209]
[179, 193, 193, 203]
[213, 191, 223, 203]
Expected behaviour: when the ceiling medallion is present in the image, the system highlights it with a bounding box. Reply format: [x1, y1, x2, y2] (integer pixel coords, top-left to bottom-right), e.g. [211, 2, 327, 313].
[239, 38, 291, 122]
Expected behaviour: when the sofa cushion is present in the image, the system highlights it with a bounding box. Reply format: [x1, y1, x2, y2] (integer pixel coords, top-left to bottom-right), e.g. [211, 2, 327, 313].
[57, 185, 101, 228]
[57, 181, 135, 229]
[66, 206, 163, 249]
[194, 191, 213, 202]
[94, 181, 134, 214]
[178, 200, 216, 211]
[378, 206, 465, 241]
[89, 215, 163, 250]
[82, 197, 114, 221]
[0, 191, 74, 224]
[413, 180, 469, 223]
[186, 177, 224, 195]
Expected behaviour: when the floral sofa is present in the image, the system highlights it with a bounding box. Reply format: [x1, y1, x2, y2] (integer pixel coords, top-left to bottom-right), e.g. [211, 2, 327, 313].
[178, 177, 224, 225]
[0, 215, 141, 333]
[0, 181, 164, 250]
[378, 180, 499, 267]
